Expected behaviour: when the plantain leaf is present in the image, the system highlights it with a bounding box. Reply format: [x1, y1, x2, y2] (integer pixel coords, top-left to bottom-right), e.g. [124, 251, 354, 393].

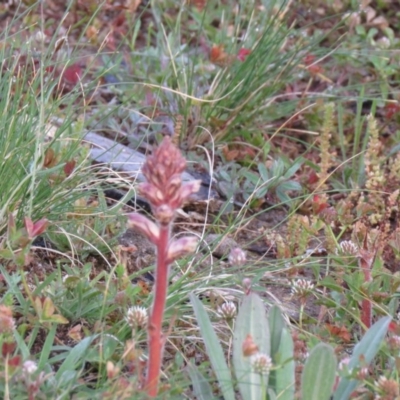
[269, 305, 285, 358]
[333, 316, 391, 400]
[301, 343, 337, 400]
[187, 361, 214, 400]
[274, 327, 295, 400]
[233, 291, 270, 400]
[190, 293, 235, 400]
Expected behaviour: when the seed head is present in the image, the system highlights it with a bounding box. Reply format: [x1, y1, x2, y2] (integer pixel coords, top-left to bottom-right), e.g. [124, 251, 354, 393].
[126, 306, 148, 329]
[217, 301, 237, 321]
[250, 353, 272, 376]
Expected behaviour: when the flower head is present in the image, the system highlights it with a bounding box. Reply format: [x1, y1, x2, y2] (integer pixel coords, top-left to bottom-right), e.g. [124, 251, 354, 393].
[126, 306, 148, 329]
[375, 376, 399, 397]
[217, 302, 237, 321]
[336, 240, 358, 256]
[291, 279, 314, 298]
[136, 137, 200, 224]
[228, 247, 246, 267]
[250, 353, 272, 376]
[22, 360, 38, 375]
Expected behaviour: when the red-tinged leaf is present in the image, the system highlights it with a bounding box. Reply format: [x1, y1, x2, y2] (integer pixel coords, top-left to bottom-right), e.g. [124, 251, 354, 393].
[210, 45, 234, 67]
[7, 214, 16, 237]
[68, 324, 83, 342]
[237, 48, 251, 62]
[113, 12, 126, 27]
[385, 103, 400, 119]
[43, 148, 57, 168]
[2, 342, 16, 357]
[303, 53, 323, 75]
[388, 321, 400, 334]
[316, 203, 329, 214]
[312, 196, 329, 214]
[8, 355, 21, 367]
[42, 297, 55, 318]
[304, 53, 316, 65]
[64, 160, 76, 176]
[47, 314, 69, 324]
[32, 219, 48, 237]
[308, 171, 319, 185]
[24, 217, 34, 238]
[62, 64, 82, 85]
[307, 64, 323, 75]
[326, 324, 351, 343]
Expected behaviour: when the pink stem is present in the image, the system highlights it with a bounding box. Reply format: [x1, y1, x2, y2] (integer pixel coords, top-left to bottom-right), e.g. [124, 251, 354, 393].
[146, 225, 170, 397]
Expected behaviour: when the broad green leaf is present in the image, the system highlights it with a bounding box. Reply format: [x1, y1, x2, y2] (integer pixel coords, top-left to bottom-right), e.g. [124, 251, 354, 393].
[274, 327, 295, 400]
[233, 292, 270, 400]
[268, 305, 284, 358]
[258, 162, 270, 182]
[278, 180, 302, 192]
[38, 324, 57, 370]
[301, 343, 337, 400]
[284, 159, 303, 179]
[190, 293, 235, 400]
[187, 362, 214, 400]
[42, 298, 56, 318]
[333, 316, 391, 400]
[55, 335, 98, 380]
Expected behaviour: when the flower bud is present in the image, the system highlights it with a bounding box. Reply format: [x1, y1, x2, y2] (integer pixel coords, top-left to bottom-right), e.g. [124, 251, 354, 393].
[167, 236, 198, 263]
[154, 204, 175, 225]
[127, 213, 160, 244]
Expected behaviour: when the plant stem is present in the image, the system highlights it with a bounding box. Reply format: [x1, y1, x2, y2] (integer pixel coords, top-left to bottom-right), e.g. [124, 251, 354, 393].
[359, 251, 373, 330]
[146, 225, 170, 397]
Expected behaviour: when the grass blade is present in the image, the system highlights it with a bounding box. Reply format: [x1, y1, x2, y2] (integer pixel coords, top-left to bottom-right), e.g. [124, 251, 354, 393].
[38, 324, 57, 370]
[55, 335, 98, 380]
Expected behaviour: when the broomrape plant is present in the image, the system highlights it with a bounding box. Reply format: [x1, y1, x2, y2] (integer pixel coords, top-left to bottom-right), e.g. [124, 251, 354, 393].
[127, 137, 200, 396]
